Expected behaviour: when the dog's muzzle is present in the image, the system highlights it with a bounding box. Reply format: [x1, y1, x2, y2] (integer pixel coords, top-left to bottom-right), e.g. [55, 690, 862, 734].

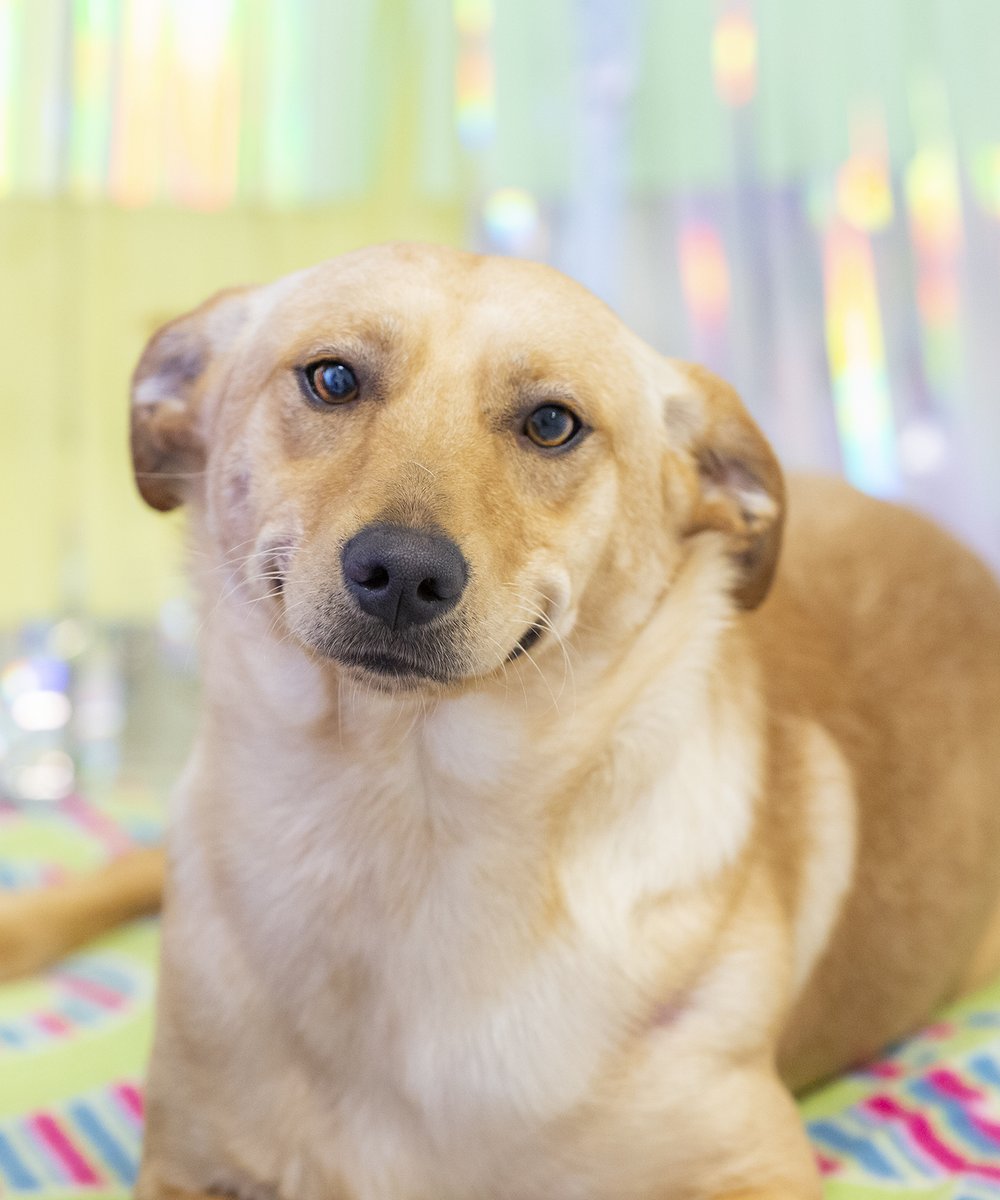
[311, 524, 469, 683]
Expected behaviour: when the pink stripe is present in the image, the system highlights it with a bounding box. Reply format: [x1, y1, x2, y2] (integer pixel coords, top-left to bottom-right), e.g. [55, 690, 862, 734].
[815, 1152, 839, 1176]
[928, 1069, 1000, 1143]
[866, 1095, 1000, 1181]
[35, 1012, 71, 1037]
[31, 1114, 100, 1185]
[59, 973, 125, 1009]
[866, 1061, 903, 1079]
[60, 794, 133, 857]
[115, 1083, 145, 1122]
[928, 1068, 983, 1102]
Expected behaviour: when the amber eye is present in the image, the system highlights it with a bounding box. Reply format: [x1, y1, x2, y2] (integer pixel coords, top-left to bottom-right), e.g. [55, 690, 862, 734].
[523, 404, 581, 450]
[305, 361, 359, 405]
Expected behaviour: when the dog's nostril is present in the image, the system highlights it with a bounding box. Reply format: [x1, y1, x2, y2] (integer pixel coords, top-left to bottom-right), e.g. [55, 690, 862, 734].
[345, 558, 390, 590]
[363, 565, 390, 591]
[417, 578, 443, 603]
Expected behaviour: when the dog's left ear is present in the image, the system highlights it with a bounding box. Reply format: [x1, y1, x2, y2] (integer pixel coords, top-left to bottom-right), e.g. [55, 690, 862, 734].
[664, 362, 785, 610]
[130, 288, 249, 512]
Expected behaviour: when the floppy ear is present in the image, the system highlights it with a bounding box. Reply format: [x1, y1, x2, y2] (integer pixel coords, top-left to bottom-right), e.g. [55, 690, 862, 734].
[665, 362, 785, 611]
[130, 288, 248, 511]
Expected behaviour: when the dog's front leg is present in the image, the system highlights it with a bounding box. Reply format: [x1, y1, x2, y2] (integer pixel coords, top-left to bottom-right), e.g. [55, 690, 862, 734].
[135, 1171, 276, 1200]
[137, 1190, 224, 1200]
[633, 1065, 822, 1200]
[134, 1179, 227, 1200]
[709, 1191, 818, 1200]
[708, 1077, 821, 1200]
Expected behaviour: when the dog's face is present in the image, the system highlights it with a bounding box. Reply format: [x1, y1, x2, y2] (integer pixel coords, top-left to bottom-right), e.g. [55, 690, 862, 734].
[132, 244, 783, 692]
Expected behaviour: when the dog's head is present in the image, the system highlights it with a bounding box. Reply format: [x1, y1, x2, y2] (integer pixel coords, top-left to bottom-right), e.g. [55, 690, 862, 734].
[131, 244, 783, 692]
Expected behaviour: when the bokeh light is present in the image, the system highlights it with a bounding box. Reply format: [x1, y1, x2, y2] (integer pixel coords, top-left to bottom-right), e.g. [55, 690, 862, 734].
[823, 223, 898, 496]
[712, 9, 757, 108]
[0, 0, 14, 197]
[905, 147, 962, 255]
[836, 153, 893, 233]
[898, 418, 948, 477]
[905, 146, 963, 394]
[11, 690, 71, 733]
[482, 187, 542, 255]
[678, 219, 731, 331]
[455, 0, 495, 151]
[15, 750, 75, 802]
[971, 145, 1000, 218]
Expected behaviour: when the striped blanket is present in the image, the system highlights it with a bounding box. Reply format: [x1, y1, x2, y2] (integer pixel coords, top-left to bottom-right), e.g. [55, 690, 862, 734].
[2, 795, 999, 1199]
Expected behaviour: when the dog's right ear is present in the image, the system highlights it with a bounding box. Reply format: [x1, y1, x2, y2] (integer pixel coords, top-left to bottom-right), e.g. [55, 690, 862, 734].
[662, 361, 785, 611]
[130, 288, 248, 511]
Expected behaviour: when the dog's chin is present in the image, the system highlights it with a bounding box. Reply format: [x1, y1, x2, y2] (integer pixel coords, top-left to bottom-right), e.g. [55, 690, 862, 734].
[335, 650, 456, 693]
[299, 621, 547, 694]
[300, 624, 468, 693]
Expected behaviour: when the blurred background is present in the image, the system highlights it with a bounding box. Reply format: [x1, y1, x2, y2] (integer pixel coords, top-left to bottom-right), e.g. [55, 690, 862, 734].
[2, 0, 999, 826]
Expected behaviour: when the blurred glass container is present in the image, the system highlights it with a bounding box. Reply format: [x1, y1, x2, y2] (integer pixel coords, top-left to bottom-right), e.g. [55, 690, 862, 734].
[0, 611, 199, 816]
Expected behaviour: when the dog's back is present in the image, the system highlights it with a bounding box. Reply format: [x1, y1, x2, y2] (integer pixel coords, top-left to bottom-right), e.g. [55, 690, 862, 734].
[755, 476, 1000, 1086]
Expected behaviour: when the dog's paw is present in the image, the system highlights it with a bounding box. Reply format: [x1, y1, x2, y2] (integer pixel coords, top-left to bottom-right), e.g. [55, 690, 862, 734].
[0, 891, 58, 983]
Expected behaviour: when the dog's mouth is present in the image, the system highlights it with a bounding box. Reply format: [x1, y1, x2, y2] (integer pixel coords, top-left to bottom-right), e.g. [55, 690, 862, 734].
[507, 622, 545, 662]
[334, 621, 545, 686]
[314, 621, 549, 689]
[337, 648, 454, 684]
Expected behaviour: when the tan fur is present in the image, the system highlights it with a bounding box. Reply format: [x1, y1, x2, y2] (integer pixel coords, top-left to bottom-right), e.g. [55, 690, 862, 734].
[5, 243, 1000, 1198]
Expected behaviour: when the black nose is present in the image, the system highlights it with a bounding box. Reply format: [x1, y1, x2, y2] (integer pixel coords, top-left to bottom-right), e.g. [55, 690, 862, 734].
[341, 525, 468, 631]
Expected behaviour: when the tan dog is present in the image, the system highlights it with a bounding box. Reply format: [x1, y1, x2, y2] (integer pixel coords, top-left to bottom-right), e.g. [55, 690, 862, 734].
[5, 242, 1000, 1199]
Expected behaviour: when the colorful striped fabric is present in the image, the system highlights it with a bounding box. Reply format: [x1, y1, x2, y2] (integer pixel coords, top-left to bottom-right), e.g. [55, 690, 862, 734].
[2, 794, 1000, 1199]
[0, 795, 159, 1200]
[803, 1000, 1000, 1197]
[0, 956, 151, 1053]
[0, 1083, 144, 1194]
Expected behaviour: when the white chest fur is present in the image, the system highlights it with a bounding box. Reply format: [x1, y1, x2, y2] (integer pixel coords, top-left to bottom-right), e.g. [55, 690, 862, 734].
[162, 623, 764, 1198]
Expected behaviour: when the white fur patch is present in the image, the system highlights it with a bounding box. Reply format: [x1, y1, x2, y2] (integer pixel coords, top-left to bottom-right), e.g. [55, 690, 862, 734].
[421, 694, 527, 790]
[559, 697, 758, 945]
[133, 379, 183, 407]
[790, 722, 857, 992]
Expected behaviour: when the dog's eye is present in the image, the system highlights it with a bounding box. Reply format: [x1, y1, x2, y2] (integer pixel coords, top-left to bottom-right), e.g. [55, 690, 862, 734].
[305, 361, 359, 406]
[523, 404, 581, 450]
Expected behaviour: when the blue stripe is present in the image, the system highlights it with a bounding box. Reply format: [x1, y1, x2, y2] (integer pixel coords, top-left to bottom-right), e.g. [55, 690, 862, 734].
[11, 1121, 59, 1187]
[807, 1119, 901, 1179]
[58, 996, 99, 1026]
[68, 1102, 137, 1184]
[0, 1025, 24, 1047]
[0, 1130, 39, 1190]
[967, 1012, 1000, 1028]
[66, 961, 132, 992]
[970, 1054, 1000, 1090]
[845, 1106, 928, 1178]
[92, 1095, 143, 1161]
[880, 1118, 937, 1178]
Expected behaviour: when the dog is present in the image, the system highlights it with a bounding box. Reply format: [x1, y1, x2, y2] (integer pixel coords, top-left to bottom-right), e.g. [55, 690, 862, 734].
[4, 242, 1000, 1199]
